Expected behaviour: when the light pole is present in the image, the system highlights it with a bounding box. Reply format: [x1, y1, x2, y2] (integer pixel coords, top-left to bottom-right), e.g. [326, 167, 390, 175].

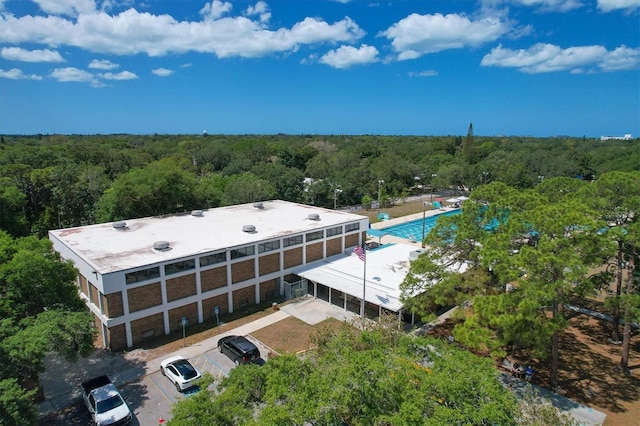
[430, 174, 437, 203]
[482, 171, 489, 184]
[377, 179, 384, 215]
[333, 188, 342, 209]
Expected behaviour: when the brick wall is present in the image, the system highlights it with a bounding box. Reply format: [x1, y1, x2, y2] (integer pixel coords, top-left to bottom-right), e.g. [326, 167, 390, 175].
[283, 247, 302, 269]
[102, 291, 124, 318]
[258, 252, 279, 276]
[168, 302, 198, 333]
[306, 242, 323, 262]
[231, 259, 255, 284]
[232, 286, 255, 310]
[92, 313, 103, 348]
[259, 278, 278, 302]
[88, 282, 98, 306]
[79, 275, 88, 297]
[202, 294, 229, 320]
[107, 324, 127, 352]
[201, 266, 227, 292]
[130, 312, 164, 346]
[345, 233, 359, 248]
[128, 282, 162, 313]
[326, 237, 342, 256]
[166, 273, 197, 302]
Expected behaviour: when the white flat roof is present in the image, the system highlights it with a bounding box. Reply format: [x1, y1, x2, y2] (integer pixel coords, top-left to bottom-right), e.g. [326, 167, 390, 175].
[293, 243, 423, 312]
[49, 200, 367, 274]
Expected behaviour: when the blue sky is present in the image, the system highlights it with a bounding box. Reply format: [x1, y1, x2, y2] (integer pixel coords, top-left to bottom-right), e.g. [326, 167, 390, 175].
[0, 0, 638, 137]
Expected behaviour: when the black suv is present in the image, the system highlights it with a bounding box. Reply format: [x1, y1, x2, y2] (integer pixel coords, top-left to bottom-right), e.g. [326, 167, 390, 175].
[218, 335, 261, 365]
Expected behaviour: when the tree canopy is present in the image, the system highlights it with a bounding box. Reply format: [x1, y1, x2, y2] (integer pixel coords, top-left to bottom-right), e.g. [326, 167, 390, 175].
[0, 231, 96, 425]
[169, 323, 519, 425]
[401, 173, 639, 388]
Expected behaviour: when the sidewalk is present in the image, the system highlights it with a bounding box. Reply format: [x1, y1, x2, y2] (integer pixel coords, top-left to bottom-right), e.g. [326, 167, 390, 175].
[498, 374, 607, 426]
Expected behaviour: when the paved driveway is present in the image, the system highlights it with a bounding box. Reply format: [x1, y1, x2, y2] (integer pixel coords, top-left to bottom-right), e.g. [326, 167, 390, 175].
[39, 332, 273, 425]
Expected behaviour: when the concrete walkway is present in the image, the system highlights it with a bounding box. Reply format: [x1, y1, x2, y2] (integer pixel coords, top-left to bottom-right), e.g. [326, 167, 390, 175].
[499, 374, 607, 426]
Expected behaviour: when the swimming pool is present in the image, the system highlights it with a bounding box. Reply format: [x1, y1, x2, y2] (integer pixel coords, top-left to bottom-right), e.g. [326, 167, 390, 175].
[378, 210, 461, 241]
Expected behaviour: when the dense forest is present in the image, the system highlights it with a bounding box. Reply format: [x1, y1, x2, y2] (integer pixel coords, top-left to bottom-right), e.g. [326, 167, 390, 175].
[1, 131, 638, 238]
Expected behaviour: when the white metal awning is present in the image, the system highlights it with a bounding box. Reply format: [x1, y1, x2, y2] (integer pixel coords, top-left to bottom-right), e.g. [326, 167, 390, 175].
[293, 244, 421, 312]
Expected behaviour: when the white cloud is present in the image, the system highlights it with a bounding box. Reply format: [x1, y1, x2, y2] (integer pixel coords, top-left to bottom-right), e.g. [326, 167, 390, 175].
[597, 0, 640, 12]
[33, 0, 97, 17]
[100, 70, 137, 80]
[152, 68, 173, 77]
[0, 0, 5, 11]
[0, 68, 42, 80]
[408, 70, 438, 77]
[89, 59, 119, 69]
[381, 13, 511, 60]
[50, 66, 95, 82]
[319, 44, 379, 68]
[0, 47, 64, 62]
[200, 0, 233, 21]
[482, 0, 584, 12]
[244, 1, 271, 23]
[598, 45, 640, 71]
[0, 7, 364, 59]
[481, 43, 640, 73]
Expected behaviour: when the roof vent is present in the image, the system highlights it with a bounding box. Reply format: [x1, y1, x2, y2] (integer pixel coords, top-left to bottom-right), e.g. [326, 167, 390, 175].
[253, 202, 264, 209]
[308, 213, 320, 221]
[242, 224, 257, 233]
[409, 249, 425, 261]
[153, 241, 171, 251]
[191, 209, 204, 217]
[112, 221, 127, 230]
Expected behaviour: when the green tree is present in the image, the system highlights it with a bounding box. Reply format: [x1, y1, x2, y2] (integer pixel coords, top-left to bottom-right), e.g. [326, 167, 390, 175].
[0, 177, 28, 237]
[222, 173, 274, 205]
[0, 232, 96, 426]
[0, 378, 38, 426]
[169, 325, 518, 425]
[403, 180, 611, 388]
[583, 171, 640, 343]
[96, 158, 199, 221]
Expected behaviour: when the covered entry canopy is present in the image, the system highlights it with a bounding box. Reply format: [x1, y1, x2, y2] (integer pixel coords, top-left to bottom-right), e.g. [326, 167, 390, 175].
[293, 244, 423, 313]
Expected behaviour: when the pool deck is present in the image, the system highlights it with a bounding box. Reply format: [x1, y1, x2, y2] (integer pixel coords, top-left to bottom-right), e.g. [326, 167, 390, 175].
[369, 206, 460, 247]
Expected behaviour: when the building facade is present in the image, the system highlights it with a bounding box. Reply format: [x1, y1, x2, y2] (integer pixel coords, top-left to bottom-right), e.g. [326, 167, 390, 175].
[49, 201, 368, 351]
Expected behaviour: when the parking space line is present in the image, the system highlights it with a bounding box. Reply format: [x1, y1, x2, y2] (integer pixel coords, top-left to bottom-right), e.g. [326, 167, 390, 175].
[201, 352, 229, 377]
[149, 375, 176, 404]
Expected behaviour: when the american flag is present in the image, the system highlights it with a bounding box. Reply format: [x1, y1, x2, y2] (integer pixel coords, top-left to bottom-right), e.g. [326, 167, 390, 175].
[353, 245, 366, 262]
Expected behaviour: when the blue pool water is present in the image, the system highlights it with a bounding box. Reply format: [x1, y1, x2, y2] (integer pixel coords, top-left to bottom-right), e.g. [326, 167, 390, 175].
[379, 210, 461, 240]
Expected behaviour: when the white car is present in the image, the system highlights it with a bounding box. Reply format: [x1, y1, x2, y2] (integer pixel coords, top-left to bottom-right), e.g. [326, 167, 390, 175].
[160, 356, 202, 392]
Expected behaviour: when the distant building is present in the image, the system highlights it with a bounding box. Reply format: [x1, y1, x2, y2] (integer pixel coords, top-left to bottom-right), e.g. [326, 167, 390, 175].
[601, 134, 632, 141]
[49, 201, 368, 351]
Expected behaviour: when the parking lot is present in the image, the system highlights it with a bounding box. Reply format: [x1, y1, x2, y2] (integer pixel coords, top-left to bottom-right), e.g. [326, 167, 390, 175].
[39, 336, 271, 426]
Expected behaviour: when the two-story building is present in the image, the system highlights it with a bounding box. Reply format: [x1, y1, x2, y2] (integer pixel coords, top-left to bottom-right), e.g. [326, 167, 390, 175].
[48, 200, 368, 351]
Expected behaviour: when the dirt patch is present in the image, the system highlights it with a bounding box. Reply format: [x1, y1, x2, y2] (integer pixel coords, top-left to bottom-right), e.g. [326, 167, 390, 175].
[251, 316, 316, 355]
[425, 314, 639, 426]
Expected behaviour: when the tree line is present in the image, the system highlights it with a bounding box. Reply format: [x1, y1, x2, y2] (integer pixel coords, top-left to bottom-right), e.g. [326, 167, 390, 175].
[0, 132, 638, 238]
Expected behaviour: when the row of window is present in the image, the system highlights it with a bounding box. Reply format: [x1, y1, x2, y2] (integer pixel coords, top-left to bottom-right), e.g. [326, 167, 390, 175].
[125, 223, 360, 285]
